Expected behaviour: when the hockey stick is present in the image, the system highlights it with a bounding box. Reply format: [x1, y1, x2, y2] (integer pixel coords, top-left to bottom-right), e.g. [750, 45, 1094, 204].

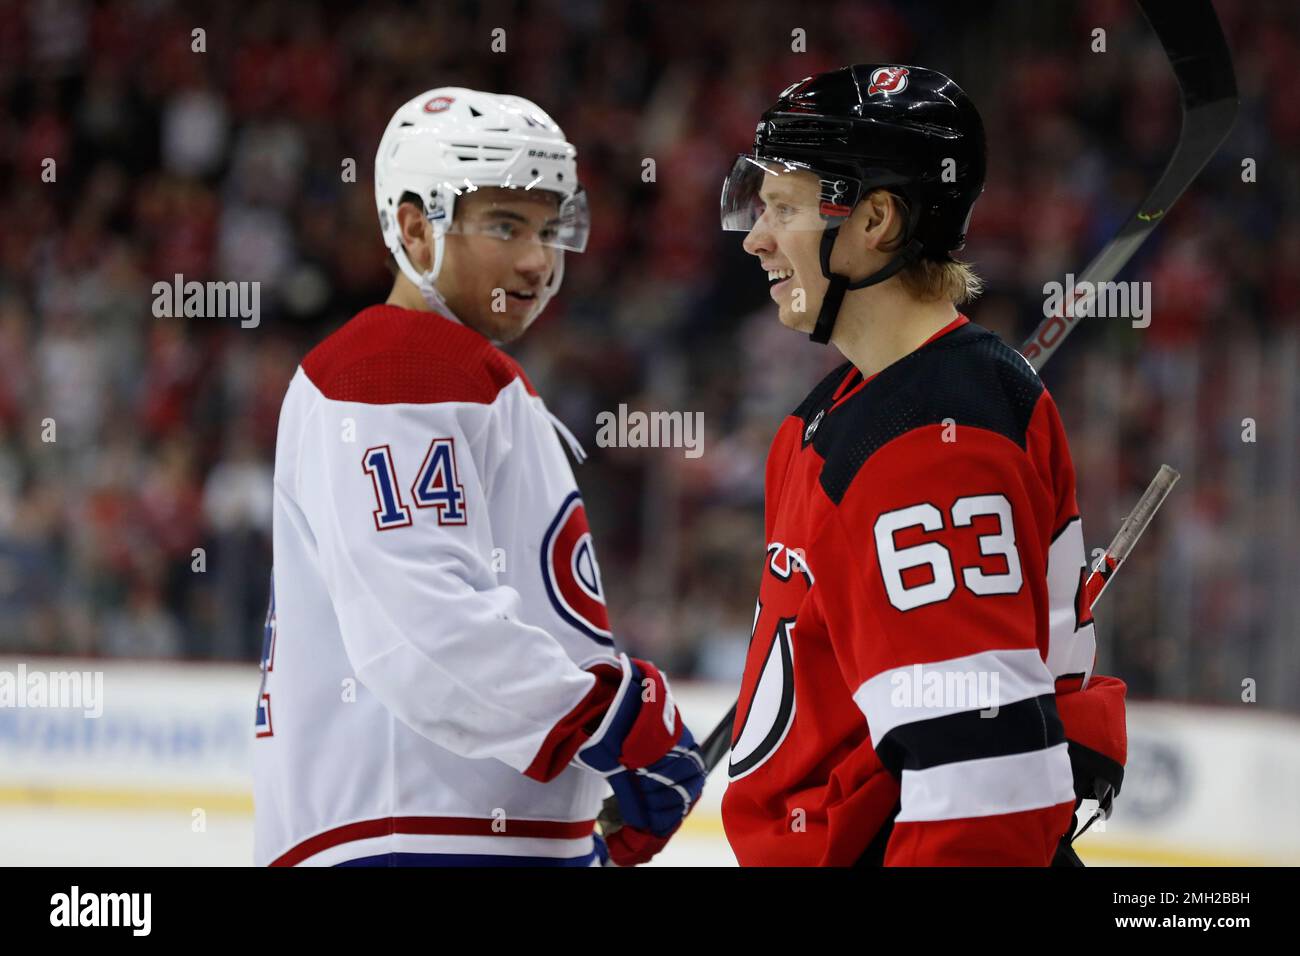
[1020, 0, 1238, 370]
[597, 463, 1181, 839]
[1068, 463, 1181, 845]
[1084, 463, 1180, 607]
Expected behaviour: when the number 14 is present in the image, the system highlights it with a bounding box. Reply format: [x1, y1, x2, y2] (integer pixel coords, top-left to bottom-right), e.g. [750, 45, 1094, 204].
[362, 439, 467, 531]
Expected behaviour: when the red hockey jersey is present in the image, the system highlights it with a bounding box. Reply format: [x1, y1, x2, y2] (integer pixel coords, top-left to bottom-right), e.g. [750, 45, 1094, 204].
[721, 316, 1101, 866]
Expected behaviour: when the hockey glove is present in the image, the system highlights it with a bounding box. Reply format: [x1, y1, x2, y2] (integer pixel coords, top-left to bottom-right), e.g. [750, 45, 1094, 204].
[574, 654, 705, 866]
[1053, 673, 1128, 865]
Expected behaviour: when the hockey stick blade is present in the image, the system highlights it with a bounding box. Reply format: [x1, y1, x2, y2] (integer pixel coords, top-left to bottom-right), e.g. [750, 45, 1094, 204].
[1020, 0, 1238, 370]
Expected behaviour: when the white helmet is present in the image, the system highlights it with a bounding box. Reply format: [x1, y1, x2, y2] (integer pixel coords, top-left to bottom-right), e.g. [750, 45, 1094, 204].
[374, 87, 589, 321]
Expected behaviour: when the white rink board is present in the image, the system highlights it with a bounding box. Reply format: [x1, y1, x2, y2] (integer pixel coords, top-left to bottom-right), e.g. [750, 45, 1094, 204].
[1, 657, 1296, 866]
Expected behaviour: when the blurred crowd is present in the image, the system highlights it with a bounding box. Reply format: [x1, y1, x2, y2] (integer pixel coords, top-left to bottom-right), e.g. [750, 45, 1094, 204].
[0, 0, 1297, 711]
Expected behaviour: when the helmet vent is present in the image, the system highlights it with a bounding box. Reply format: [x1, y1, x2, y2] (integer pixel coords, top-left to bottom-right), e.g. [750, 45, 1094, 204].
[770, 117, 853, 146]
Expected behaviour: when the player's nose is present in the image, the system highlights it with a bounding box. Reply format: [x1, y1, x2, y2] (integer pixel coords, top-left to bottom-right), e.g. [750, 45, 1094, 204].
[742, 223, 772, 257]
[515, 242, 551, 280]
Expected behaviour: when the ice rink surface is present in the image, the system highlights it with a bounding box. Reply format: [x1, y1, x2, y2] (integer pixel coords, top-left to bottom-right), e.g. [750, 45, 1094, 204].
[0, 805, 738, 867]
[0, 804, 1164, 867]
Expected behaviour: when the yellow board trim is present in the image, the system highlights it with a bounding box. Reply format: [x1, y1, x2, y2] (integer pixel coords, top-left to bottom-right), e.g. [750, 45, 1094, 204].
[0, 785, 254, 814]
[1, 787, 1293, 866]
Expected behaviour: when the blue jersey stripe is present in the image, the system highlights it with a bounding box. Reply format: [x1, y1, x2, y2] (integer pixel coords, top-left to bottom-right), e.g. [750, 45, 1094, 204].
[334, 849, 599, 867]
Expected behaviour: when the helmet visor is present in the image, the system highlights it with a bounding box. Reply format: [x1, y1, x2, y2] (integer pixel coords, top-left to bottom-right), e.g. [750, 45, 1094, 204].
[720, 155, 862, 232]
[442, 183, 589, 253]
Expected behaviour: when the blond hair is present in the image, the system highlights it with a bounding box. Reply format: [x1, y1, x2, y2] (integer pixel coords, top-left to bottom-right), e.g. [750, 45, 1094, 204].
[878, 191, 983, 306]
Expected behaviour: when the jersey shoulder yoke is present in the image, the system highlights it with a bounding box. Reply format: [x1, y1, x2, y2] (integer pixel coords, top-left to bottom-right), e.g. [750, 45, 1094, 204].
[814, 322, 1045, 504]
[302, 304, 536, 405]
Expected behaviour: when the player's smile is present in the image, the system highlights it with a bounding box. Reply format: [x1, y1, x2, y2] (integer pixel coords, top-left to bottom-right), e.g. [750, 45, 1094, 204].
[762, 261, 797, 302]
[767, 266, 795, 300]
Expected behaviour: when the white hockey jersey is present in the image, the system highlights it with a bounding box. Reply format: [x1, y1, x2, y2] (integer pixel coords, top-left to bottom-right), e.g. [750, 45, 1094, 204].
[253, 304, 623, 866]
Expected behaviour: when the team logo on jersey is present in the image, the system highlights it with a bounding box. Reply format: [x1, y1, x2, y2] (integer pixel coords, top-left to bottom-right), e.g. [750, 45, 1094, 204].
[541, 491, 613, 646]
[730, 607, 796, 780]
[1074, 565, 1095, 629]
[255, 572, 276, 738]
[729, 543, 811, 780]
[255, 692, 273, 738]
[423, 95, 455, 113]
[867, 66, 909, 96]
[803, 408, 824, 443]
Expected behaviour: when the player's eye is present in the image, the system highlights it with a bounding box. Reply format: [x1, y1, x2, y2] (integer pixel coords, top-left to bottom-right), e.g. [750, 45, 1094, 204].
[483, 221, 517, 240]
[539, 223, 560, 242]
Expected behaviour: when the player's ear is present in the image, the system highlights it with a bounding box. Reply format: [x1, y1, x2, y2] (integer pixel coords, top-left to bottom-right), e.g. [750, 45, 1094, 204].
[857, 189, 900, 251]
[833, 193, 889, 276]
[396, 201, 432, 272]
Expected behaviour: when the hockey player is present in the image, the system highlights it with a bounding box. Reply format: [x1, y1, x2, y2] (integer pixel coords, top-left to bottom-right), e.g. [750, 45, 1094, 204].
[253, 88, 704, 867]
[718, 65, 1127, 865]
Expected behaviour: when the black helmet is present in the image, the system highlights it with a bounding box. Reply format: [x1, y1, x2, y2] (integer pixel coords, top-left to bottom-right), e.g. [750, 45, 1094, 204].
[721, 64, 986, 343]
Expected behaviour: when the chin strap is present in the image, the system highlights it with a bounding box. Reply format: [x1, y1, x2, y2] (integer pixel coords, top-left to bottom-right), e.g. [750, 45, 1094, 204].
[416, 271, 462, 323]
[391, 225, 465, 324]
[530, 249, 565, 325]
[808, 224, 926, 345]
